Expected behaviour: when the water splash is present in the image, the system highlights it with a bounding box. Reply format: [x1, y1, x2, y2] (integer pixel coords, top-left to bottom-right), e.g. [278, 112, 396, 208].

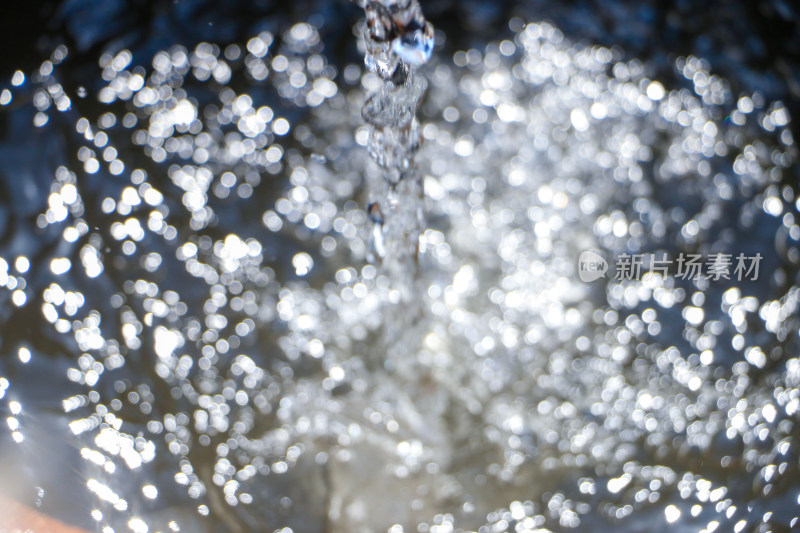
[0, 9, 798, 533]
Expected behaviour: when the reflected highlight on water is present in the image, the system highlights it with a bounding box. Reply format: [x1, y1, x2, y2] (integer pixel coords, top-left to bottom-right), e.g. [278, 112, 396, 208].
[0, 6, 798, 533]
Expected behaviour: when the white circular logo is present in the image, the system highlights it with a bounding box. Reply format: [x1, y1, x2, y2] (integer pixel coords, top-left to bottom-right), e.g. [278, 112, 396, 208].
[578, 250, 608, 282]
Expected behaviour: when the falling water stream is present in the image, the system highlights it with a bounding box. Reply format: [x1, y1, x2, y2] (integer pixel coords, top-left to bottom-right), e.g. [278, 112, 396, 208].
[0, 2, 799, 533]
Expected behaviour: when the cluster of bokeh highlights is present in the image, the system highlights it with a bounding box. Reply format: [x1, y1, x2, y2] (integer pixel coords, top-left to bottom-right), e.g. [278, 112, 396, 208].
[0, 10, 798, 533]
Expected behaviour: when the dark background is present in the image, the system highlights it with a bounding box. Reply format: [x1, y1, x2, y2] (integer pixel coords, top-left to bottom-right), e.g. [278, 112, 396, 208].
[2, 0, 799, 104]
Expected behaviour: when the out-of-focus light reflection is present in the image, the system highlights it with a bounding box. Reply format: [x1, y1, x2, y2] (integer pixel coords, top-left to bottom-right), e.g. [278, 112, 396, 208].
[0, 7, 795, 533]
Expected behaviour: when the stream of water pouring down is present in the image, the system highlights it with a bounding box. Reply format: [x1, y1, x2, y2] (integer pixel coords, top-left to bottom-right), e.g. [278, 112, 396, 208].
[356, 0, 433, 375]
[0, 3, 798, 533]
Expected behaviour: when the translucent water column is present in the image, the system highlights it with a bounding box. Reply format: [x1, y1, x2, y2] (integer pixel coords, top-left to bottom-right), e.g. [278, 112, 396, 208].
[353, 0, 434, 366]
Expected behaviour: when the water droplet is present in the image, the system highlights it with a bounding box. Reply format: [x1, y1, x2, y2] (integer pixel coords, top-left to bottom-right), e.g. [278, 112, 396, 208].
[392, 22, 434, 66]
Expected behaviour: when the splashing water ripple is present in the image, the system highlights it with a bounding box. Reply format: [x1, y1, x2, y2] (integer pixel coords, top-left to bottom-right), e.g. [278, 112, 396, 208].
[0, 7, 798, 533]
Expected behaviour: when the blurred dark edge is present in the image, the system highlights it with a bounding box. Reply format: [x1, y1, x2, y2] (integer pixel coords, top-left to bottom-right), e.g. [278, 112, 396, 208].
[0, 0, 798, 137]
